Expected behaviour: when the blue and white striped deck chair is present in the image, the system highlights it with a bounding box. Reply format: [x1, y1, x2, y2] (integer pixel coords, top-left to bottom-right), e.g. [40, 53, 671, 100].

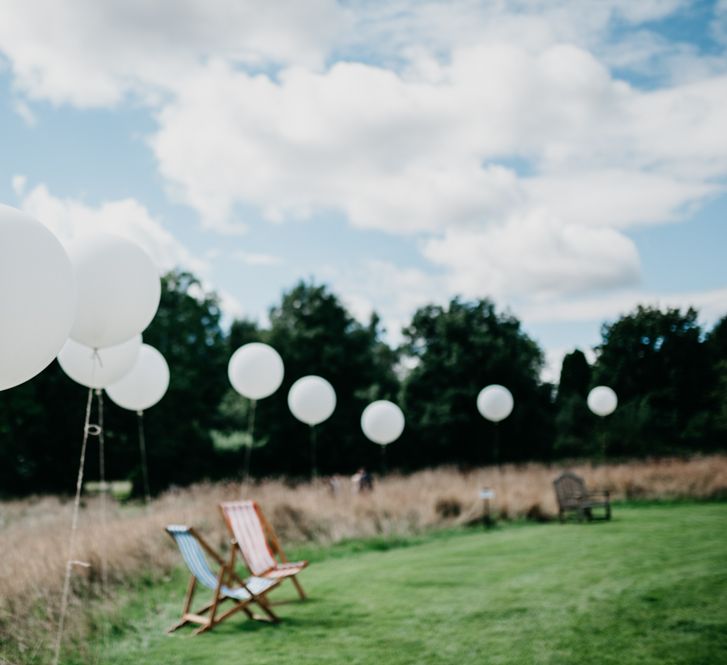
[165, 525, 281, 634]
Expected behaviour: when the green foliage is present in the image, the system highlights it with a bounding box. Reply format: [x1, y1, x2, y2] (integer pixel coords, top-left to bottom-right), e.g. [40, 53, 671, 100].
[2, 268, 727, 496]
[104, 271, 229, 492]
[553, 350, 595, 457]
[400, 298, 552, 466]
[71, 504, 727, 665]
[593, 306, 712, 455]
[706, 316, 727, 438]
[248, 280, 399, 476]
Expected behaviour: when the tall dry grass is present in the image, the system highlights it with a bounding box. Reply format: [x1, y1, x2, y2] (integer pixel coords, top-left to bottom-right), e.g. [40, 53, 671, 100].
[1, 455, 726, 663]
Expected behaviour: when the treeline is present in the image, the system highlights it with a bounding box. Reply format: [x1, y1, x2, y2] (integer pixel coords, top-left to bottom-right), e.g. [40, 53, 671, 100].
[1, 269, 725, 496]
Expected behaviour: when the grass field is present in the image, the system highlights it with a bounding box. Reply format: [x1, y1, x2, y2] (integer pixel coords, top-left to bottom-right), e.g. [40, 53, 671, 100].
[65, 502, 727, 665]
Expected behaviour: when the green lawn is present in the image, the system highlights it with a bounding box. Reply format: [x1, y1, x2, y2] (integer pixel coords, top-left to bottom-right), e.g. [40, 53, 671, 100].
[76, 503, 727, 664]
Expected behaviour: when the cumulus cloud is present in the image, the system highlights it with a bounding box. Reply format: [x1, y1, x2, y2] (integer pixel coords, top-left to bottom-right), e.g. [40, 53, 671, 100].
[423, 211, 641, 299]
[0, 0, 697, 109]
[16, 180, 247, 319]
[233, 251, 283, 266]
[329, 260, 446, 344]
[0, 0, 348, 106]
[16, 181, 205, 275]
[521, 286, 727, 326]
[1, 0, 725, 342]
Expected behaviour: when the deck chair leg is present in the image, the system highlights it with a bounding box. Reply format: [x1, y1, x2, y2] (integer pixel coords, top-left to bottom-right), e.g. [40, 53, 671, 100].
[193, 621, 214, 636]
[255, 595, 280, 623]
[168, 618, 191, 634]
[290, 575, 307, 600]
[168, 575, 197, 633]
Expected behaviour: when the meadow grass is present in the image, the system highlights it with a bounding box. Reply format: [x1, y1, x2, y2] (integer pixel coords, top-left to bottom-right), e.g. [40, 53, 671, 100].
[3, 457, 727, 663]
[64, 502, 727, 665]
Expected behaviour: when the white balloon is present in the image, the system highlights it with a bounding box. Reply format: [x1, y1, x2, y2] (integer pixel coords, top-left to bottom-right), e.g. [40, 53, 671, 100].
[58, 335, 141, 389]
[106, 344, 170, 412]
[228, 343, 284, 400]
[587, 386, 618, 417]
[68, 233, 161, 349]
[288, 375, 336, 426]
[477, 384, 514, 423]
[361, 400, 405, 445]
[0, 205, 77, 391]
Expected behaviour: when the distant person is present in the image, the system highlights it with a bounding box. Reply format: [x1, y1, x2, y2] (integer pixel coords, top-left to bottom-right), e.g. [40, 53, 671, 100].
[352, 467, 374, 493]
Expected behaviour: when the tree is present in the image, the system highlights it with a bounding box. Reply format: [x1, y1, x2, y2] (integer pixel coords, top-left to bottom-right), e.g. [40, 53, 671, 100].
[706, 316, 727, 442]
[102, 270, 229, 492]
[242, 281, 399, 477]
[553, 350, 595, 458]
[593, 306, 711, 456]
[0, 362, 87, 496]
[399, 298, 551, 468]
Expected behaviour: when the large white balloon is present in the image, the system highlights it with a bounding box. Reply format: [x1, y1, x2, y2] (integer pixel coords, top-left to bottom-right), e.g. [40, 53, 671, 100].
[68, 233, 161, 349]
[288, 375, 336, 426]
[477, 384, 514, 423]
[106, 344, 170, 412]
[0, 205, 76, 391]
[228, 343, 284, 400]
[361, 400, 405, 445]
[58, 335, 141, 389]
[587, 386, 618, 417]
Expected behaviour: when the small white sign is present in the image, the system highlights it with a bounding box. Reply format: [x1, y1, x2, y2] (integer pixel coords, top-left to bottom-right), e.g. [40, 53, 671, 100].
[479, 489, 495, 500]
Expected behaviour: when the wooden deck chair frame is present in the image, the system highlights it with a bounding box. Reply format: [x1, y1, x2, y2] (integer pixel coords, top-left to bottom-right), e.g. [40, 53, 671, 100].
[165, 525, 281, 635]
[219, 501, 308, 601]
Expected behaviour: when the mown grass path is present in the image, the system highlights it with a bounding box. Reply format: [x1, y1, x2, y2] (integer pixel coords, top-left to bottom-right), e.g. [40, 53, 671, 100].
[90, 504, 727, 665]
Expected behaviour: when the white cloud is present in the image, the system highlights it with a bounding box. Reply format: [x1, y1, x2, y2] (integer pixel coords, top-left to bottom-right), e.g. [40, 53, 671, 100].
[11, 174, 27, 196]
[713, 0, 727, 46]
[0, 0, 697, 110]
[16, 181, 204, 275]
[149, 43, 727, 229]
[0, 0, 347, 107]
[329, 259, 446, 345]
[15, 180, 247, 322]
[232, 251, 283, 267]
[12, 98, 36, 125]
[2, 0, 725, 344]
[423, 211, 641, 300]
[524, 170, 716, 229]
[147, 42, 727, 308]
[520, 286, 727, 326]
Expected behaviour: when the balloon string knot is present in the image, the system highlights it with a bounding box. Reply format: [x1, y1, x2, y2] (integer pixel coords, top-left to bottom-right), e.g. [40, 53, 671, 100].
[85, 423, 102, 437]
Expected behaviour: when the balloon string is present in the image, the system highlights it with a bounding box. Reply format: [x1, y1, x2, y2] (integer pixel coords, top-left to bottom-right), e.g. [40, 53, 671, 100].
[52, 387, 94, 665]
[492, 423, 500, 467]
[137, 410, 152, 508]
[244, 399, 257, 482]
[96, 389, 108, 593]
[310, 425, 318, 481]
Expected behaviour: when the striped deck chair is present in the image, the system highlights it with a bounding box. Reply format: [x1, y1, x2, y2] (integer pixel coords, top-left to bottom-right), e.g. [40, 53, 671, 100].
[165, 525, 281, 634]
[219, 501, 308, 600]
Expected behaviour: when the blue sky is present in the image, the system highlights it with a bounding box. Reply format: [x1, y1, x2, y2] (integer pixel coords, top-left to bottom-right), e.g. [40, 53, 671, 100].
[1, 0, 726, 380]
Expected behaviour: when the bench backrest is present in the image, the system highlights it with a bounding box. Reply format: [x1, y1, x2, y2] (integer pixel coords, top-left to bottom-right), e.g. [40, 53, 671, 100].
[553, 472, 588, 510]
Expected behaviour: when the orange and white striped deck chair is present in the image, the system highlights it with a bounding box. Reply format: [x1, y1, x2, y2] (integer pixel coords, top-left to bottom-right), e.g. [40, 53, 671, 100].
[219, 501, 308, 600]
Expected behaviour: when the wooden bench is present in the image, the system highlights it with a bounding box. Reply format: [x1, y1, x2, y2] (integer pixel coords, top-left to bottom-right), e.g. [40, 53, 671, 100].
[553, 471, 611, 522]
